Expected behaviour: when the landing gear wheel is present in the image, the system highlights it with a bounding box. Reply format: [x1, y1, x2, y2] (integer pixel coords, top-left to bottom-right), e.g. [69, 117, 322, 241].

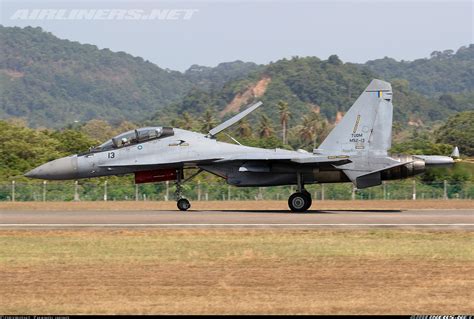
[288, 192, 312, 212]
[301, 190, 312, 210]
[177, 198, 191, 211]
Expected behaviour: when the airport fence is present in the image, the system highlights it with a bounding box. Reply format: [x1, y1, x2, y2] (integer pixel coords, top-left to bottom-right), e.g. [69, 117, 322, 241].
[0, 179, 473, 202]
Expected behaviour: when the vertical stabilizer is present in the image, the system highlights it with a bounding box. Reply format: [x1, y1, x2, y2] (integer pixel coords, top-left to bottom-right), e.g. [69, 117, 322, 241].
[316, 79, 393, 156]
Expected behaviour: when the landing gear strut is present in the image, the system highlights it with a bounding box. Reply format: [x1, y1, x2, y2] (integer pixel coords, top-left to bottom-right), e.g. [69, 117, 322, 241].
[174, 168, 203, 211]
[288, 173, 312, 212]
[174, 168, 190, 211]
[175, 169, 189, 211]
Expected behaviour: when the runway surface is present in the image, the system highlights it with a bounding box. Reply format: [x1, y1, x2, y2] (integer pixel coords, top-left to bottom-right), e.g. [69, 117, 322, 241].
[1, 209, 473, 229]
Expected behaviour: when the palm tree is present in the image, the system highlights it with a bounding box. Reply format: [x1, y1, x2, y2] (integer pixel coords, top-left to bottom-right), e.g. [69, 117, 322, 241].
[258, 114, 274, 138]
[298, 115, 315, 147]
[180, 112, 194, 130]
[237, 118, 252, 138]
[278, 101, 291, 145]
[309, 112, 328, 148]
[298, 111, 328, 149]
[200, 107, 216, 133]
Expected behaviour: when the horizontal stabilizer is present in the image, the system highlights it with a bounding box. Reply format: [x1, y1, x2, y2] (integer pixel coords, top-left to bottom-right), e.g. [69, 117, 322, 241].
[343, 161, 411, 189]
[345, 170, 382, 189]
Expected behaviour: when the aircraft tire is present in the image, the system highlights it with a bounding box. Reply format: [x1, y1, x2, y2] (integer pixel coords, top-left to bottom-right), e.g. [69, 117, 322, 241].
[177, 198, 191, 211]
[288, 192, 311, 212]
[302, 189, 312, 210]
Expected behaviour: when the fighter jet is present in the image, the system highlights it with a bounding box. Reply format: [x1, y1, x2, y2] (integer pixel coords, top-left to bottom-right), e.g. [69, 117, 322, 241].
[25, 79, 456, 212]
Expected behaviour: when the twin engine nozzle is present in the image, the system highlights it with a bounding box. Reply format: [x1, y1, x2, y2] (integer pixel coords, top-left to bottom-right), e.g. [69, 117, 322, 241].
[382, 154, 454, 181]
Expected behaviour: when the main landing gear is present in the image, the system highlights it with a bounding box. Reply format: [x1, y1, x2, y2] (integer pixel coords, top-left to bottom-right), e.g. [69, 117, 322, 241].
[174, 168, 203, 211]
[288, 173, 312, 212]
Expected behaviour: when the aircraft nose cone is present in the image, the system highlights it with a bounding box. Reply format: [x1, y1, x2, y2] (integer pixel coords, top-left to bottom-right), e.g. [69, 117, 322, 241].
[24, 156, 78, 180]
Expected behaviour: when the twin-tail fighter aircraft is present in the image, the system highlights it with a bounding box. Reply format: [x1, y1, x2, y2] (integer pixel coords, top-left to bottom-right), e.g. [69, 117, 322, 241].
[25, 79, 457, 212]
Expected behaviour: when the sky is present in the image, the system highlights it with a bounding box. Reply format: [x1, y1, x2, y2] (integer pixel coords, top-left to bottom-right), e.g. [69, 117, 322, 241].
[1, 0, 473, 71]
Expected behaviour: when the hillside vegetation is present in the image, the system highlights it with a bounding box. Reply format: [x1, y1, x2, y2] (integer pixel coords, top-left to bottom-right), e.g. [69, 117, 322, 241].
[1, 26, 472, 129]
[363, 45, 474, 96]
[156, 53, 472, 127]
[0, 26, 264, 128]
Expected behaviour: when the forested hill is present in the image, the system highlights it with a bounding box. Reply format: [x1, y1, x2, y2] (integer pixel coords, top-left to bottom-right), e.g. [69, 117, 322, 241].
[363, 45, 474, 96]
[0, 26, 265, 127]
[0, 25, 193, 127]
[155, 53, 473, 127]
[1, 25, 472, 129]
[184, 61, 263, 92]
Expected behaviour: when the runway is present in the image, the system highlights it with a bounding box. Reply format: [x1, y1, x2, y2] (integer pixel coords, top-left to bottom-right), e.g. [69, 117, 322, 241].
[1, 209, 473, 229]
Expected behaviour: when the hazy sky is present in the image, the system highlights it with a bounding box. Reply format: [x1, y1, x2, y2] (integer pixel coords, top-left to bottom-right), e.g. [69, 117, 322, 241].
[1, 0, 473, 71]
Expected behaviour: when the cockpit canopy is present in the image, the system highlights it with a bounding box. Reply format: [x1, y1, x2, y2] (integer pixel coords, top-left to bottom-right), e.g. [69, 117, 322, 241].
[91, 127, 174, 152]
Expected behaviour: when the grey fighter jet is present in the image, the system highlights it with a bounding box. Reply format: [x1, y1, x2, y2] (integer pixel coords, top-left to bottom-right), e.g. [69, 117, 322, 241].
[25, 79, 456, 212]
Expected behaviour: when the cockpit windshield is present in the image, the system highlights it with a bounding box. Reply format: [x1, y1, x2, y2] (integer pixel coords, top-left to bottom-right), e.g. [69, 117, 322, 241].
[90, 127, 174, 153]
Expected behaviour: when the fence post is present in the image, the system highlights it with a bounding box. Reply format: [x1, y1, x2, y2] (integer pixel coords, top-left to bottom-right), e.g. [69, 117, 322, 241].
[165, 181, 169, 201]
[443, 180, 448, 200]
[135, 184, 139, 201]
[321, 184, 325, 201]
[11, 180, 15, 202]
[74, 180, 80, 201]
[197, 180, 201, 201]
[104, 180, 108, 201]
[228, 185, 231, 201]
[412, 179, 416, 200]
[351, 185, 356, 200]
[383, 181, 387, 200]
[43, 180, 47, 202]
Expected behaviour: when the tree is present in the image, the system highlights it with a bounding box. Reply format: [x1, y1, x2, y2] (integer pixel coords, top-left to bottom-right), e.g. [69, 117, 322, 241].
[278, 101, 291, 145]
[80, 119, 115, 142]
[298, 111, 328, 149]
[114, 121, 136, 135]
[200, 108, 217, 133]
[435, 111, 474, 156]
[0, 120, 61, 179]
[47, 129, 98, 154]
[298, 116, 315, 148]
[236, 118, 252, 138]
[177, 112, 195, 130]
[258, 115, 275, 138]
[327, 54, 342, 65]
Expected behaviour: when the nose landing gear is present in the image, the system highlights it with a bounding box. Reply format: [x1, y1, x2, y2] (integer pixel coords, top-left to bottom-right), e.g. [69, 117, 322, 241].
[175, 169, 190, 211]
[174, 168, 203, 211]
[177, 198, 191, 211]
